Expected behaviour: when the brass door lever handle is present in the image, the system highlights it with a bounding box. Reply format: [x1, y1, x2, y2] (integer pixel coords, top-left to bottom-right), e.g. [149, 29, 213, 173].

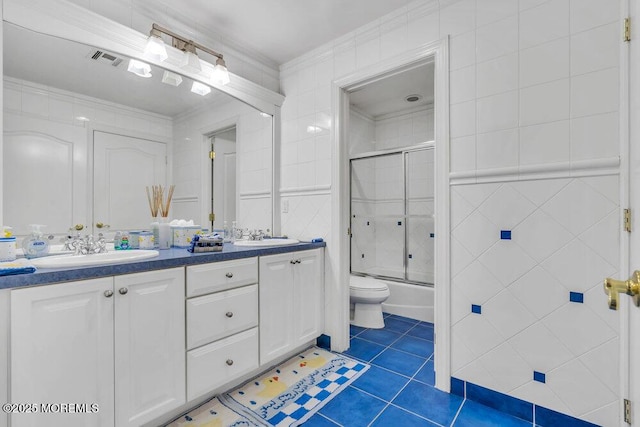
[604, 271, 640, 310]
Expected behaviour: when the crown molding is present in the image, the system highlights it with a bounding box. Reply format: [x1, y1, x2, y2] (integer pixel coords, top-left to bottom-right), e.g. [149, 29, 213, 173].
[280, 0, 439, 74]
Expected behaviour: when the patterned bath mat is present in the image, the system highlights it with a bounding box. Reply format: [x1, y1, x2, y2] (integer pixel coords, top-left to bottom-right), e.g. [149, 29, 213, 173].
[168, 347, 369, 427]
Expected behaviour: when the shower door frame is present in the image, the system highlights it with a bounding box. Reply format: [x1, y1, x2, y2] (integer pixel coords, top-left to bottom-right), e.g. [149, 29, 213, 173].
[349, 144, 435, 286]
[332, 38, 450, 392]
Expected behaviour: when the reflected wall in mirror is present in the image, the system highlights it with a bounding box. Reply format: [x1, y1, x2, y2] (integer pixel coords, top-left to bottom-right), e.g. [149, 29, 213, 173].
[3, 23, 273, 238]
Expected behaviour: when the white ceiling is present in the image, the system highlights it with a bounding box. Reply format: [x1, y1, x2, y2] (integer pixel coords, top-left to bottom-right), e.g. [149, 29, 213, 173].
[146, 0, 413, 65]
[349, 63, 435, 118]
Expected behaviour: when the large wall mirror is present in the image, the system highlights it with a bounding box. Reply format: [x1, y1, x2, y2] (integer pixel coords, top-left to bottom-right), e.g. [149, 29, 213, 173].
[3, 21, 274, 238]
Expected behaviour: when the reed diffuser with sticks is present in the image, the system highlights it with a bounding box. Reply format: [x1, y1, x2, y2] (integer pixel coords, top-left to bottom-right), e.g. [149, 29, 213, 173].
[147, 185, 175, 249]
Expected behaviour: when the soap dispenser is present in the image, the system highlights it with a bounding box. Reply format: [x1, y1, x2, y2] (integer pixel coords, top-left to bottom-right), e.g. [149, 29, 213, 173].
[22, 224, 50, 259]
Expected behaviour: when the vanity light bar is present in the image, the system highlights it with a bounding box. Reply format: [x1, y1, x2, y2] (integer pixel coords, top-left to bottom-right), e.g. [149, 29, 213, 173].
[145, 23, 230, 86]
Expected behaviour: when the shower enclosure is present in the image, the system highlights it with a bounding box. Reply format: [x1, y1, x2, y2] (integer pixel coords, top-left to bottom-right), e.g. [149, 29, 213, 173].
[350, 147, 434, 285]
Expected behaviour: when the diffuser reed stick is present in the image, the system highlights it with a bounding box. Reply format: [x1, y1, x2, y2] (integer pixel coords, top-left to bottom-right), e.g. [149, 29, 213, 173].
[160, 185, 175, 218]
[146, 184, 175, 218]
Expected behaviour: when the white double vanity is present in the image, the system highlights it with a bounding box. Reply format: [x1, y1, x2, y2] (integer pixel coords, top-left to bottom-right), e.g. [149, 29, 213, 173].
[5, 245, 324, 427]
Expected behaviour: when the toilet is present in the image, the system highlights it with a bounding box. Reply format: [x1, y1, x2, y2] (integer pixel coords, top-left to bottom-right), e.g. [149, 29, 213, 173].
[349, 275, 391, 329]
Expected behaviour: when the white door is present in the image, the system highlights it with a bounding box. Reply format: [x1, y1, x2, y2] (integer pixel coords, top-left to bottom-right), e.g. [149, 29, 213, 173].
[3, 117, 87, 237]
[293, 249, 324, 346]
[93, 131, 167, 233]
[114, 268, 185, 427]
[259, 253, 294, 365]
[11, 278, 114, 427]
[627, 0, 640, 422]
[211, 134, 236, 231]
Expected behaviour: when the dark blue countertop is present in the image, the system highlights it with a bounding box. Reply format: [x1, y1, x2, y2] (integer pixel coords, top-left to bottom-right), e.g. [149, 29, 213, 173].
[0, 242, 326, 290]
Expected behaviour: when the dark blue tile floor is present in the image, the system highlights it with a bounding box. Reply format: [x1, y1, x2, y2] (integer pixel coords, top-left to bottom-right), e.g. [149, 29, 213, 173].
[303, 313, 534, 426]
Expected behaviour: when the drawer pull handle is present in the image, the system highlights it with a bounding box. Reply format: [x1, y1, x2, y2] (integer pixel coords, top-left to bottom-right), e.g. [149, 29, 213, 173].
[104, 290, 114, 298]
[226, 359, 234, 366]
[119, 287, 128, 295]
[226, 272, 234, 278]
[226, 312, 234, 318]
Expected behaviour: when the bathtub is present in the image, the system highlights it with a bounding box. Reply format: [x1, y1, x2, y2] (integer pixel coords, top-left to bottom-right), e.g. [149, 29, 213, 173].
[382, 280, 434, 323]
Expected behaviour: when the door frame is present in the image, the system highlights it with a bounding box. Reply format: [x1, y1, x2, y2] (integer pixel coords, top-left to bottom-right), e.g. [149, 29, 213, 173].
[331, 38, 451, 391]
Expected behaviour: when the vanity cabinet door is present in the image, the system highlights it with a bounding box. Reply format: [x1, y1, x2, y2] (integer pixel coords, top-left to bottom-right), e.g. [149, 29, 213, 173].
[114, 268, 185, 427]
[293, 249, 324, 346]
[259, 249, 324, 366]
[259, 252, 295, 365]
[11, 278, 115, 427]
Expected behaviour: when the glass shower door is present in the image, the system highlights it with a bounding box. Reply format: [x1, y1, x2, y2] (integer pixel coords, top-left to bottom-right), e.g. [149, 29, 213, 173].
[405, 149, 434, 284]
[350, 153, 405, 280]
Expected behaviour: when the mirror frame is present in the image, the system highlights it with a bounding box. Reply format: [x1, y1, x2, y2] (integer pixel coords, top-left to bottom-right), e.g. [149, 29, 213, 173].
[2, 0, 284, 235]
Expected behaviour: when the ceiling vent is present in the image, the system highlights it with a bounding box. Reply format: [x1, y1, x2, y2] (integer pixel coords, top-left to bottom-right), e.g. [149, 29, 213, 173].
[89, 50, 123, 67]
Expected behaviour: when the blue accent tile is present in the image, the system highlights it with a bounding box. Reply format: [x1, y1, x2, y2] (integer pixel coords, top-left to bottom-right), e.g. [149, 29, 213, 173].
[316, 334, 331, 349]
[391, 335, 434, 358]
[407, 323, 434, 341]
[350, 324, 367, 337]
[414, 359, 435, 386]
[466, 382, 533, 422]
[301, 414, 340, 426]
[344, 338, 386, 362]
[371, 348, 426, 377]
[358, 328, 403, 346]
[533, 371, 546, 383]
[501, 230, 512, 240]
[318, 386, 386, 427]
[352, 365, 409, 401]
[472, 304, 482, 314]
[569, 291, 584, 303]
[393, 380, 463, 426]
[535, 405, 601, 427]
[370, 405, 439, 427]
[383, 317, 417, 334]
[455, 400, 532, 427]
[450, 377, 465, 397]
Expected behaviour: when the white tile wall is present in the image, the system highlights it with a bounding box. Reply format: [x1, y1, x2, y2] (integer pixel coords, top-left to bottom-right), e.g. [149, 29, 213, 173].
[4, 77, 172, 139]
[277, 1, 621, 424]
[172, 97, 273, 231]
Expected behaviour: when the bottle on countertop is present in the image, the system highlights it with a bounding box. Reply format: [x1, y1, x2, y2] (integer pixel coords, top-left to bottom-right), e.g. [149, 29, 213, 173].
[22, 224, 50, 259]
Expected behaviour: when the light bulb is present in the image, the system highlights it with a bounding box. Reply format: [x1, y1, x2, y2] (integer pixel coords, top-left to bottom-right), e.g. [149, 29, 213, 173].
[161, 70, 183, 86]
[210, 57, 230, 85]
[127, 59, 152, 78]
[144, 34, 168, 62]
[191, 81, 211, 96]
[181, 50, 201, 73]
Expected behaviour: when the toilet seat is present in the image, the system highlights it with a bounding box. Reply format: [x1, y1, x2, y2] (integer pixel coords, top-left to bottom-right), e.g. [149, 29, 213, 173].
[349, 275, 389, 292]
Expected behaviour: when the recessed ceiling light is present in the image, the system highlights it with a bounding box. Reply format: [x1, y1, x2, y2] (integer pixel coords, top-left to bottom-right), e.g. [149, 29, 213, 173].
[405, 94, 422, 103]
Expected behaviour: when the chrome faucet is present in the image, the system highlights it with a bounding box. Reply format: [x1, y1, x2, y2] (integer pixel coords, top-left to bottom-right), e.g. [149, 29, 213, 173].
[64, 233, 108, 255]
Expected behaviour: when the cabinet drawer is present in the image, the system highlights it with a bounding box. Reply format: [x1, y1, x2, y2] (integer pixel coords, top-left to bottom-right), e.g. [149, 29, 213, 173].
[187, 328, 259, 401]
[187, 284, 258, 350]
[186, 257, 258, 297]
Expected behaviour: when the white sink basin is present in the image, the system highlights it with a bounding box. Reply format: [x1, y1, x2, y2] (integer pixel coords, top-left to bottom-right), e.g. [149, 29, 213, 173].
[234, 238, 299, 247]
[29, 250, 160, 269]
